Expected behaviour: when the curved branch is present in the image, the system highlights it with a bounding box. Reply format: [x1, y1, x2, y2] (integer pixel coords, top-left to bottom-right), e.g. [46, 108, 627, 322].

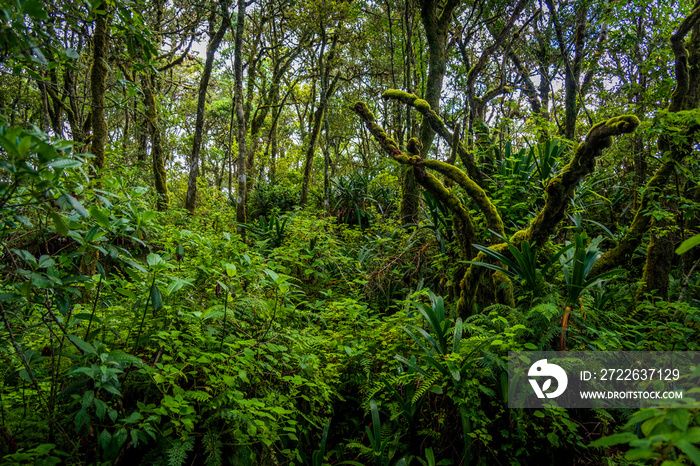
[350, 103, 475, 257]
[459, 114, 640, 315]
[591, 4, 700, 276]
[517, 115, 640, 248]
[352, 100, 504, 238]
[382, 89, 483, 185]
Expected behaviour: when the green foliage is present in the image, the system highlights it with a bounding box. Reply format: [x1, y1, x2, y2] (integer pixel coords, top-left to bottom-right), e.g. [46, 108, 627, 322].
[241, 209, 298, 251]
[331, 172, 374, 227]
[560, 233, 621, 306]
[4, 1, 700, 462]
[467, 233, 571, 298]
[248, 182, 299, 218]
[591, 403, 700, 465]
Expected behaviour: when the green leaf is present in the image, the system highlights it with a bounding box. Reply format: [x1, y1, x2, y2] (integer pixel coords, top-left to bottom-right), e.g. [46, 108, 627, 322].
[89, 205, 110, 229]
[17, 136, 31, 157]
[37, 255, 55, 269]
[669, 409, 691, 432]
[589, 432, 638, 447]
[107, 350, 142, 365]
[64, 194, 89, 217]
[94, 399, 107, 421]
[677, 234, 700, 255]
[141, 211, 156, 223]
[84, 226, 101, 243]
[24, 0, 49, 19]
[65, 47, 80, 59]
[264, 268, 279, 282]
[48, 158, 82, 169]
[146, 253, 163, 267]
[676, 440, 700, 466]
[82, 390, 95, 409]
[151, 284, 163, 312]
[68, 334, 97, 355]
[49, 213, 68, 236]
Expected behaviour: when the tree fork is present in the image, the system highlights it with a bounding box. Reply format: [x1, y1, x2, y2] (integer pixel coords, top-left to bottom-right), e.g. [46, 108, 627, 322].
[382, 89, 484, 185]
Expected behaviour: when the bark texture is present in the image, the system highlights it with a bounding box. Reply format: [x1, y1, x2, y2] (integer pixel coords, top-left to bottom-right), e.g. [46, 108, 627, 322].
[90, 10, 109, 172]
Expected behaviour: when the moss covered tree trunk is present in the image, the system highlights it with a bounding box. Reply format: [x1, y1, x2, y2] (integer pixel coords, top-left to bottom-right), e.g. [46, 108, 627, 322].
[396, 0, 460, 224]
[636, 7, 700, 300]
[352, 92, 639, 317]
[90, 9, 109, 172]
[144, 82, 169, 210]
[235, 0, 247, 227]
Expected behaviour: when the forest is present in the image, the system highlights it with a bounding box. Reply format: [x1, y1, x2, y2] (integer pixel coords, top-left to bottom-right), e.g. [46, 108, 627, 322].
[1, 0, 700, 463]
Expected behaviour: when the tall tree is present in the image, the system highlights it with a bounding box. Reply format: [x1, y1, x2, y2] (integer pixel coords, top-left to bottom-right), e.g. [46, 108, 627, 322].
[299, 19, 340, 206]
[235, 0, 247, 226]
[185, 0, 230, 212]
[90, 7, 110, 172]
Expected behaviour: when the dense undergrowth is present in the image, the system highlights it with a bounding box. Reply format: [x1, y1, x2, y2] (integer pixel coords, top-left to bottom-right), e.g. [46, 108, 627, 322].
[2, 125, 700, 466]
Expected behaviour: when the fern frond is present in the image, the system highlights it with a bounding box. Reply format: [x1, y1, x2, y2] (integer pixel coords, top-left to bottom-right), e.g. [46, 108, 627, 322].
[412, 372, 440, 404]
[184, 390, 212, 402]
[167, 437, 195, 466]
[203, 430, 223, 466]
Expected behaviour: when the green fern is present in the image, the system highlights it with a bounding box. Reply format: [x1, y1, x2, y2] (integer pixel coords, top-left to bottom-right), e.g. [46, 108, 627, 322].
[203, 430, 223, 466]
[167, 437, 194, 466]
[412, 372, 440, 404]
[184, 390, 212, 402]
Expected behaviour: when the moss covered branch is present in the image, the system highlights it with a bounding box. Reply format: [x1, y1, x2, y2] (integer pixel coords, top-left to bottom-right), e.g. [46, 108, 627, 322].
[517, 115, 640, 248]
[591, 6, 700, 277]
[457, 114, 640, 315]
[351, 101, 504, 239]
[381, 90, 483, 185]
[669, 3, 700, 112]
[351, 102, 475, 256]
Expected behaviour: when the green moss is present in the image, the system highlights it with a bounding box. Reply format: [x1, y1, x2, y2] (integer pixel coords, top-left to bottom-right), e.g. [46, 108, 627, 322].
[493, 271, 514, 307]
[413, 99, 431, 112]
[381, 89, 418, 102]
[418, 158, 504, 237]
[407, 137, 422, 155]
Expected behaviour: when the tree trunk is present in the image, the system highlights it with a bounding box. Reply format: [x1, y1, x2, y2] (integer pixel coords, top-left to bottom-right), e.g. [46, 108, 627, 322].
[235, 0, 247, 227]
[90, 9, 109, 172]
[591, 4, 700, 278]
[185, 1, 229, 212]
[144, 82, 169, 210]
[300, 28, 337, 206]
